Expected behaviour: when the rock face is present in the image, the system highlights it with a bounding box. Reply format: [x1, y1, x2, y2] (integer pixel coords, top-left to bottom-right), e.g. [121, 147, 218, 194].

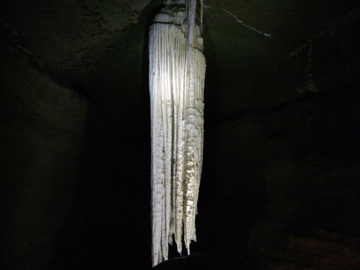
[245, 8, 360, 269]
[0, 43, 87, 269]
[1, 0, 151, 84]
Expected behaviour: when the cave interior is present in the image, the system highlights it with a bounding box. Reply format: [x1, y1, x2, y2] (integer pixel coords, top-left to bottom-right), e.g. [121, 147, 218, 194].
[1, 0, 360, 269]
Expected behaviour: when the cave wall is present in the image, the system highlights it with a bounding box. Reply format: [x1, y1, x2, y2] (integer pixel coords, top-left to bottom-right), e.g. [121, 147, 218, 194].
[0, 1, 155, 268]
[214, 7, 360, 269]
[1, 0, 152, 85]
[0, 41, 87, 269]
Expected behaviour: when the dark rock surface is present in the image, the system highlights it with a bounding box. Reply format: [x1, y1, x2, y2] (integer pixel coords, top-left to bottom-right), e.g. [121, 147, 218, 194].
[245, 9, 360, 269]
[0, 1, 360, 269]
[0, 43, 87, 269]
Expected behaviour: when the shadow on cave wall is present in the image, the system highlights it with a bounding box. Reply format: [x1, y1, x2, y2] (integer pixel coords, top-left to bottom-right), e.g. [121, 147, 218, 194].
[45, 5, 156, 269]
[46, 100, 152, 270]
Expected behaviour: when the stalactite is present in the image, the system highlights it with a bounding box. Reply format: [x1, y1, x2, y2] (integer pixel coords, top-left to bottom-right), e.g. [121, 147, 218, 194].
[149, 0, 205, 267]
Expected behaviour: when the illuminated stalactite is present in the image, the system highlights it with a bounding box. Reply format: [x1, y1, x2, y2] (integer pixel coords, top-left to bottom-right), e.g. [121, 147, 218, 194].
[149, 0, 205, 266]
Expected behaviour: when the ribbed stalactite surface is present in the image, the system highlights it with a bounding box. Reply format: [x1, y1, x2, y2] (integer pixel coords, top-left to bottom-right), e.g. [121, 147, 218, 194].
[149, 0, 205, 266]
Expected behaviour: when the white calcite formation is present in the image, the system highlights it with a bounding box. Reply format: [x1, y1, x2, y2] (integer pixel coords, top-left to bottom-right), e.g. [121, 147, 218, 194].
[149, 0, 205, 266]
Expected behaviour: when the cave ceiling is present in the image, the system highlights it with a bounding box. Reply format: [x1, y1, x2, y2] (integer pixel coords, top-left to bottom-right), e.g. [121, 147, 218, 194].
[1, 0, 359, 112]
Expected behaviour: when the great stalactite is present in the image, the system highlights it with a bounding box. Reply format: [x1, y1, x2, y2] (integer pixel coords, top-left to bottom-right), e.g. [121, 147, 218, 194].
[149, 0, 206, 266]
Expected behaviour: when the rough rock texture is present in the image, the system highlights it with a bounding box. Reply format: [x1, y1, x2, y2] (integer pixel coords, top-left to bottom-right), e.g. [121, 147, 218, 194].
[0, 41, 87, 269]
[245, 8, 360, 269]
[1, 0, 152, 84]
[204, 0, 360, 118]
[204, 10, 360, 265]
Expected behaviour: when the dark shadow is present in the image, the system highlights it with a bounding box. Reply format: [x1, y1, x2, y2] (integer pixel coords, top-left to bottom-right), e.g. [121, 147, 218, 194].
[44, 3, 166, 270]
